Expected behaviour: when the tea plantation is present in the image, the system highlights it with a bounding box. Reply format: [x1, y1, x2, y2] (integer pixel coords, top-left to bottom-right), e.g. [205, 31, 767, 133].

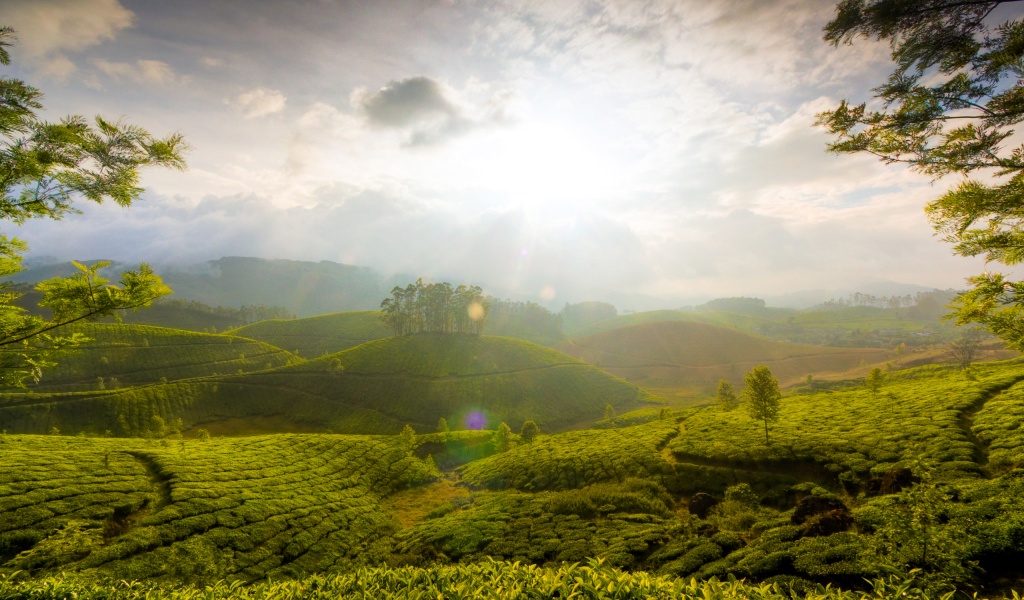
[0, 335, 655, 436]
[3, 341, 1024, 596]
[230, 312, 390, 358]
[6, 323, 298, 392]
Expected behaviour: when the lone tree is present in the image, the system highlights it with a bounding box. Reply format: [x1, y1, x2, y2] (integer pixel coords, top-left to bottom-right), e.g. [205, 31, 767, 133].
[818, 1, 1024, 351]
[491, 422, 512, 453]
[743, 365, 782, 444]
[0, 28, 186, 386]
[949, 332, 983, 370]
[520, 419, 539, 443]
[866, 367, 884, 393]
[716, 378, 739, 411]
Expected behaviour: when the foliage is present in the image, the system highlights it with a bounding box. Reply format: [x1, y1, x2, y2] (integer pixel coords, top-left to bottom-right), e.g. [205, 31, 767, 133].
[0, 560, 992, 599]
[379, 279, 486, 336]
[0, 28, 186, 387]
[717, 379, 739, 411]
[491, 422, 512, 453]
[484, 298, 564, 345]
[401, 424, 416, 448]
[520, 419, 539, 443]
[865, 368, 883, 394]
[818, 0, 1024, 349]
[949, 333, 982, 370]
[743, 366, 782, 444]
[560, 301, 617, 336]
[461, 420, 679, 491]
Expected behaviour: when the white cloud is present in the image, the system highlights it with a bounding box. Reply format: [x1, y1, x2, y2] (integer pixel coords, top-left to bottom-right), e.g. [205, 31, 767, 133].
[236, 87, 287, 118]
[92, 58, 181, 86]
[1, 0, 133, 75]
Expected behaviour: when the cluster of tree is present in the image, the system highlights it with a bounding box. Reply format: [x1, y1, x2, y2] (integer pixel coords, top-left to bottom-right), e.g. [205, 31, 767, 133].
[697, 297, 768, 315]
[153, 298, 293, 324]
[818, 1, 1024, 350]
[813, 290, 965, 312]
[815, 293, 921, 310]
[486, 299, 563, 338]
[379, 279, 486, 336]
[560, 301, 617, 335]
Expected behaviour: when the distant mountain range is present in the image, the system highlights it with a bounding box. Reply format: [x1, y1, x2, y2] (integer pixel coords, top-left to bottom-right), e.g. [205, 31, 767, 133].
[13, 256, 409, 317]
[10, 256, 954, 315]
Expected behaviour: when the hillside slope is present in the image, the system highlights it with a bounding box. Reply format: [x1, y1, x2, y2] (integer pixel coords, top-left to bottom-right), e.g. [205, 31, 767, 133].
[12, 323, 298, 392]
[5, 360, 1024, 591]
[231, 311, 390, 358]
[557, 321, 889, 389]
[0, 335, 657, 436]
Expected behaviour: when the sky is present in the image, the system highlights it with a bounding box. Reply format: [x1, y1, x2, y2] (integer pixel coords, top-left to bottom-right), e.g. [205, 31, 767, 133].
[0, 0, 1016, 307]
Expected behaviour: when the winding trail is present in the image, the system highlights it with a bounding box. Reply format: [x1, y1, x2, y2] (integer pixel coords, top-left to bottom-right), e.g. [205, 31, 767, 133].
[125, 451, 173, 509]
[958, 377, 1024, 476]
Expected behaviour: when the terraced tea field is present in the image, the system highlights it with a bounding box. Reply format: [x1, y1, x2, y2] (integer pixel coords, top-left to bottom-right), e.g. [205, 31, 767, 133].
[0, 335, 656, 436]
[0, 434, 435, 581]
[5, 347, 1024, 595]
[230, 312, 390, 358]
[13, 323, 298, 392]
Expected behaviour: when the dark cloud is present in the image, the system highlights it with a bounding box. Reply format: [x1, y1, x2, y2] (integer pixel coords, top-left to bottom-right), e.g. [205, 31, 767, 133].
[353, 76, 510, 146]
[355, 77, 455, 127]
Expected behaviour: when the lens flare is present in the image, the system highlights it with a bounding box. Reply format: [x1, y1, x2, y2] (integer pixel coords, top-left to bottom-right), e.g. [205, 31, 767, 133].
[465, 411, 486, 430]
[467, 302, 485, 321]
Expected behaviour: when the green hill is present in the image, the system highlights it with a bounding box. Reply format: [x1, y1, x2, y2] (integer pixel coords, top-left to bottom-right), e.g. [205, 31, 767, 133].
[4, 359, 1024, 592]
[11, 323, 298, 393]
[230, 311, 391, 358]
[574, 310, 775, 339]
[557, 321, 889, 389]
[0, 335, 658, 436]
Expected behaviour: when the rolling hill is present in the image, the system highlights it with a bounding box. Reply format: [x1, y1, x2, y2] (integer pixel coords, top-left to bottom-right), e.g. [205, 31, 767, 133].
[0, 334, 658, 437]
[557, 321, 891, 391]
[4, 359, 1024, 593]
[230, 311, 391, 358]
[9, 323, 299, 393]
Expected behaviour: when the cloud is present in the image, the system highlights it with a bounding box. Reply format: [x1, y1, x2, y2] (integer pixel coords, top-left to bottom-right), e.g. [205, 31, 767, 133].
[1, 0, 133, 76]
[351, 76, 511, 146]
[92, 58, 181, 86]
[235, 87, 287, 118]
[353, 77, 455, 127]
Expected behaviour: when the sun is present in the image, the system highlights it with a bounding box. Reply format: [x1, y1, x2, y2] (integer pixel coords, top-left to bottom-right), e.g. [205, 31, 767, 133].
[458, 122, 621, 207]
